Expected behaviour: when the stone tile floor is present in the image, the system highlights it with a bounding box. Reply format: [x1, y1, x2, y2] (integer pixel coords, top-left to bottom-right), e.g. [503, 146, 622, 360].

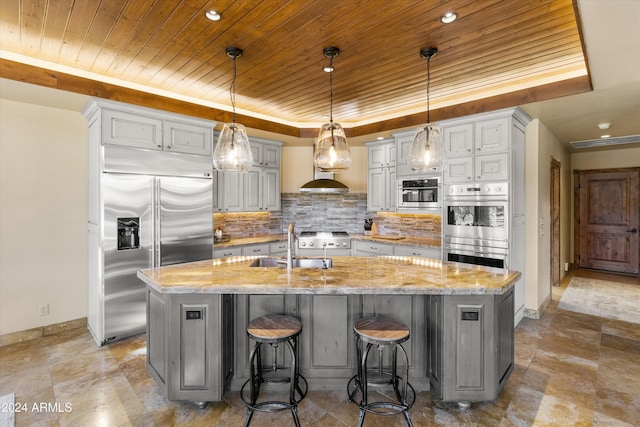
[1, 269, 638, 426]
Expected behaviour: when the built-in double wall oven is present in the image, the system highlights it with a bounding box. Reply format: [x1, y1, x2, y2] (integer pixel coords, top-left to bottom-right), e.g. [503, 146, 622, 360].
[444, 183, 509, 269]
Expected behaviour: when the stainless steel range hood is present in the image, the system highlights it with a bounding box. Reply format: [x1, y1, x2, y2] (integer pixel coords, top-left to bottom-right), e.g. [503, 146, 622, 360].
[300, 170, 349, 194]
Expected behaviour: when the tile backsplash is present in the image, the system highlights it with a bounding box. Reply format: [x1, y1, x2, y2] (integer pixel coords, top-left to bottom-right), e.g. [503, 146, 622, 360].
[213, 193, 441, 239]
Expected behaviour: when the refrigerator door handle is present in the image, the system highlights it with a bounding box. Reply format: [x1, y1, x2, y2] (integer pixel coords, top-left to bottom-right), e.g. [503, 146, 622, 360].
[153, 178, 161, 268]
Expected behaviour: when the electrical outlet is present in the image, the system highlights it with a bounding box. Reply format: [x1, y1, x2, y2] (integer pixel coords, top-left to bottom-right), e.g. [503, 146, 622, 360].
[39, 304, 49, 316]
[564, 262, 569, 272]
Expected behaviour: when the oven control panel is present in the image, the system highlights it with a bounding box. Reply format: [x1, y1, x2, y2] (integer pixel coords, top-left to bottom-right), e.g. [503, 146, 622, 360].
[445, 182, 508, 197]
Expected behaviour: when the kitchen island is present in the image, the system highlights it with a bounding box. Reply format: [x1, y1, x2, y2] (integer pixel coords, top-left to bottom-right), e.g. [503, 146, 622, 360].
[137, 256, 519, 406]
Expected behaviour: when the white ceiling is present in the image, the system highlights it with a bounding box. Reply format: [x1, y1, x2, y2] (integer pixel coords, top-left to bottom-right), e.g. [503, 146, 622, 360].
[520, 0, 640, 151]
[1, 0, 639, 151]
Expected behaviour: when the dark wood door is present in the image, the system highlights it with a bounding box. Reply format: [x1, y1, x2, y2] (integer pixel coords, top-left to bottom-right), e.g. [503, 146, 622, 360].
[576, 168, 639, 274]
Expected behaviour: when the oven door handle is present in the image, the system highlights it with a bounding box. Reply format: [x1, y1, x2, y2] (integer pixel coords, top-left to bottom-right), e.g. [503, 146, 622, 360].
[446, 247, 508, 258]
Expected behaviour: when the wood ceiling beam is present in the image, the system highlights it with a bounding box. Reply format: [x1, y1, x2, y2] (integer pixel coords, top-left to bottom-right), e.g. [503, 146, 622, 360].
[1, 58, 592, 141]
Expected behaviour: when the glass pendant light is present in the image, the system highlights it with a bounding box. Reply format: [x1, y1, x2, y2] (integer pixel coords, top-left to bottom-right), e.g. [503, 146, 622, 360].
[314, 46, 352, 173]
[408, 47, 444, 172]
[213, 46, 253, 172]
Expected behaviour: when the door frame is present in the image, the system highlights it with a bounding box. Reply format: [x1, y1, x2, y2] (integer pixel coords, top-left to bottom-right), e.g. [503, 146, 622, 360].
[550, 158, 561, 286]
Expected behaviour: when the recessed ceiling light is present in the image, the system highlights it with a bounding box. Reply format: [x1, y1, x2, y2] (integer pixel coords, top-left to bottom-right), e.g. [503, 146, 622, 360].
[323, 66, 334, 73]
[377, 136, 384, 140]
[597, 122, 611, 130]
[205, 10, 221, 21]
[601, 134, 611, 138]
[440, 12, 458, 24]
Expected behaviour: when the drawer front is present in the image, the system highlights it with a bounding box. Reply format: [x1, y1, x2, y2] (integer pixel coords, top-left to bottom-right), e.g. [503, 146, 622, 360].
[354, 240, 394, 256]
[394, 245, 442, 260]
[269, 241, 288, 254]
[241, 243, 270, 256]
[214, 247, 242, 258]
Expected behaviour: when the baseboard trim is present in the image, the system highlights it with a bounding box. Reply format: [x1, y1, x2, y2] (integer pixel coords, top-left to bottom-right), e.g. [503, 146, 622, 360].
[523, 293, 551, 320]
[0, 317, 87, 347]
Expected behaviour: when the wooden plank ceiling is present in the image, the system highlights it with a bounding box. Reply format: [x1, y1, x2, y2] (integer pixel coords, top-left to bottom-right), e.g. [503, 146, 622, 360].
[0, 0, 591, 137]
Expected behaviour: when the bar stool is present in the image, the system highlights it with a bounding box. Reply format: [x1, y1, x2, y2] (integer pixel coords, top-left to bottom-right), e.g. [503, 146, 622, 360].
[241, 314, 308, 427]
[347, 316, 416, 427]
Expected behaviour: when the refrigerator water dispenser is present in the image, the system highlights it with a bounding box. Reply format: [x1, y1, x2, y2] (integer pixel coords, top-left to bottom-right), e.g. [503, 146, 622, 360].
[117, 217, 140, 250]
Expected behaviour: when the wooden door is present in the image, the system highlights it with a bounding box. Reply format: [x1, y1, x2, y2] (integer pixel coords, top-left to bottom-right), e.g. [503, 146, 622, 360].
[576, 168, 639, 274]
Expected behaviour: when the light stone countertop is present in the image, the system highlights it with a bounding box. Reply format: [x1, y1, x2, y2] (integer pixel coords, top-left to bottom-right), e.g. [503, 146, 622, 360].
[137, 256, 518, 296]
[213, 234, 441, 249]
[351, 234, 441, 248]
[214, 234, 287, 248]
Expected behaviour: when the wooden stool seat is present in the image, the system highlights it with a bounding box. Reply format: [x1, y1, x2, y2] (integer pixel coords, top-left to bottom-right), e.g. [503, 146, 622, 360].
[354, 316, 409, 345]
[247, 314, 302, 342]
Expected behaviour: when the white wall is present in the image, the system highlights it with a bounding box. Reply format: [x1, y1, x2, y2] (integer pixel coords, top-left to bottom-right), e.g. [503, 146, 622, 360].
[0, 99, 88, 335]
[524, 119, 573, 316]
[281, 145, 368, 193]
[572, 146, 640, 170]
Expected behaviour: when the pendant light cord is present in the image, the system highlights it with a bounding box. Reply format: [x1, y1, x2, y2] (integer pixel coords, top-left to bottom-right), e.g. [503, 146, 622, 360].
[231, 55, 237, 124]
[426, 54, 431, 125]
[329, 54, 334, 124]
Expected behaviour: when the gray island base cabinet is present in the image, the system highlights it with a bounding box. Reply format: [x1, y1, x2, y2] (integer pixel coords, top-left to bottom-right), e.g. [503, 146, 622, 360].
[139, 256, 518, 406]
[427, 288, 514, 403]
[146, 290, 234, 405]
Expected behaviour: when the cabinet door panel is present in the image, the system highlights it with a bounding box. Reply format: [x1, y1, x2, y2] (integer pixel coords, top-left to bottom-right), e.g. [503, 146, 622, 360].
[262, 168, 281, 211]
[163, 120, 212, 155]
[368, 145, 389, 168]
[103, 109, 162, 150]
[475, 118, 509, 153]
[453, 304, 485, 390]
[262, 145, 280, 168]
[368, 169, 386, 211]
[444, 123, 473, 157]
[310, 296, 351, 367]
[475, 153, 508, 181]
[147, 289, 166, 383]
[220, 172, 243, 211]
[444, 157, 473, 183]
[243, 168, 261, 212]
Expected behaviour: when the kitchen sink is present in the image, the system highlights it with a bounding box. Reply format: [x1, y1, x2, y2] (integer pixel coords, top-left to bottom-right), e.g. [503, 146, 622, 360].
[249, 257, 333, 269]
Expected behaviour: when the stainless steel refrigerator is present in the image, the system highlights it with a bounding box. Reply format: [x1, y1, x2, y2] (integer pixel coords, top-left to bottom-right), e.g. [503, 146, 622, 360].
[88, 146, 213, 345]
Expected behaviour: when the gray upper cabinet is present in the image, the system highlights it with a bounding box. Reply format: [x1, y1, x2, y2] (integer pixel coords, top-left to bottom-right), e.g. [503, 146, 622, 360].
[97, 100, 213, 156]
[393, 130, 425, 177]
[366, 139, 397, 212]
[215, 137, 282, 212]
[163, 120, 213, 155]
[441, 109, 528, 184]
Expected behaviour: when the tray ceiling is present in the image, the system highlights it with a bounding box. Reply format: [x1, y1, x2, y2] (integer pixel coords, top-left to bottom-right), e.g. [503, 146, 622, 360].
[0, 0, 590, 136]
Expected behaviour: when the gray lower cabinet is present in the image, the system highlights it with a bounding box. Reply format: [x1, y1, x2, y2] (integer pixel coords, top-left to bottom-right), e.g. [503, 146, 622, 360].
[427, 288, 514, 403]
[146, 288, 234, 402]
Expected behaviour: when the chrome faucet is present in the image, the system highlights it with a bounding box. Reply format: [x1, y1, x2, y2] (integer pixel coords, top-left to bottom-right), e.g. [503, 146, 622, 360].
[287, 223, 295, 270]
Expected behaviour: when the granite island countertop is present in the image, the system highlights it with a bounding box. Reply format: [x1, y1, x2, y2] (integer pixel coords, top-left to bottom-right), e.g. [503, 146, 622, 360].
[137, 256, 517, 296]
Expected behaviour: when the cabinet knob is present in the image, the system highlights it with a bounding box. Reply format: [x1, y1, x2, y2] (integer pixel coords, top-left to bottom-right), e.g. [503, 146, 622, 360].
[467, 176, 472, 180]
[477, 176, 481, 180]
[477, 147, 481, 151]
